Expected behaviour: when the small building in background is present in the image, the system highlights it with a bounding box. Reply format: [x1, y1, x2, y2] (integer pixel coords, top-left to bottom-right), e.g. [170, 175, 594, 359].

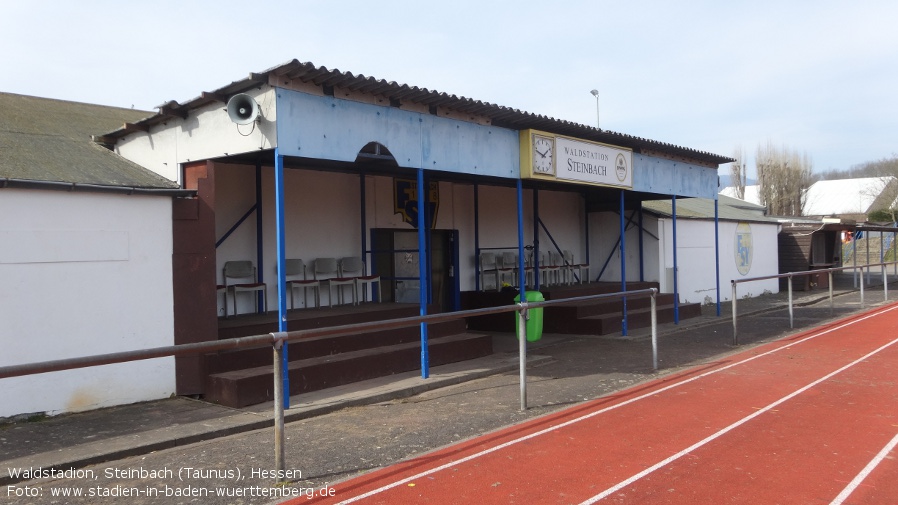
[0, 93, 190, 419]
[640, 194, 781, 303]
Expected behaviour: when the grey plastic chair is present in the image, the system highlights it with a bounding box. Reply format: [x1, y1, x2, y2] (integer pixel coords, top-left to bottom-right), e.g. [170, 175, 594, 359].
[223, 260, 267, 316]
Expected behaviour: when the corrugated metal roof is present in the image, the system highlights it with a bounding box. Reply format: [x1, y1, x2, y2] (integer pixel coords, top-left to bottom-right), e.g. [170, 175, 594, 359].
[0, 93, 181, 190]
[642, 194, 778, 223]
[96, 59, 733, 166]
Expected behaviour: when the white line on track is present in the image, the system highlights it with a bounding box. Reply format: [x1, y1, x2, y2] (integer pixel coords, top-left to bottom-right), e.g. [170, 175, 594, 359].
[578, 333, 898, 504]
[829, 432, 898, 505]
[333, 304, 898, 505]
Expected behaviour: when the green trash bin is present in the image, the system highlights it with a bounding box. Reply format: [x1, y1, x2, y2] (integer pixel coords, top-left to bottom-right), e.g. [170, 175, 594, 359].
[514, 291, 544, 342]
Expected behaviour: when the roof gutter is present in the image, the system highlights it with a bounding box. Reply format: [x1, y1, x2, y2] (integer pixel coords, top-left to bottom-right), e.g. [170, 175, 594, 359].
[0, 177, 196, 198]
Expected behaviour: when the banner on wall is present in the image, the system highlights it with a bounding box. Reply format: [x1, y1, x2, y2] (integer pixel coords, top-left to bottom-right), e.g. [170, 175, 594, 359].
[394, 178, 439, 229]
[735, 222, 753, 275]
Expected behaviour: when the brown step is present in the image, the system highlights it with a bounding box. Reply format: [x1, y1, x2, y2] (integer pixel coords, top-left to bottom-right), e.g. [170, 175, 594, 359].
[205, 332, 492, 408]
[206, 319, 467, 375]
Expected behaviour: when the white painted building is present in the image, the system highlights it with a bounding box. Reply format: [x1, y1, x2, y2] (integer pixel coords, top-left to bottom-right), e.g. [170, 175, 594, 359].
[638, 195, 781, 303]
[0, 93, 189, 419]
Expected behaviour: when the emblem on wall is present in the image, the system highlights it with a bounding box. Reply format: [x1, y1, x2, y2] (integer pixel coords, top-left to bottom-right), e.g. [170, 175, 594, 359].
[615, 153, 628, 182]
[394, 178, 439, 229]
[734, 222, 753, 276]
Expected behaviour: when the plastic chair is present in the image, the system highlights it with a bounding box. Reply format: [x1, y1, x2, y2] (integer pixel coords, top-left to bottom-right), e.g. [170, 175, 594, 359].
[314, 257, 355, 306]
[216, 284, 228, 317]
[223, 260, 267, 316]
[563, 250, 590, 285]
[499, 251, 519, 288]
[340, 256, 381, 303]
[283, 259, 319, 309]
[540, 252, 561, 286]
[479, 252, 500, 291]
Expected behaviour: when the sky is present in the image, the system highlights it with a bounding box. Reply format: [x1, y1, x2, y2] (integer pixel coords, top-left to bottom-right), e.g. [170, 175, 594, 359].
[2, 0, 896, 179]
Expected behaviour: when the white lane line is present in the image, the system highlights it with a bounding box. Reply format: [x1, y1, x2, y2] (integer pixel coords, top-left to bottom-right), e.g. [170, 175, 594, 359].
[578, 335, 898, 505]
[334, 304, 898, 505]
[829, 432, 898, 505]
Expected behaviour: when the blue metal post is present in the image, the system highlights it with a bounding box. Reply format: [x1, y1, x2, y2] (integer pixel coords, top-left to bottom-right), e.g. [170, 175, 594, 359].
[583, 192, 590, 283]
[533, 188, 540, 289]
[417, 168, 429, 378]
[620, 190, 628, 336]
[474, 183, 480, 291]
[638, 205, 644, 282]
[714, 198, 721, 317]
[517, 180, 526, 300]
[255, 162, 264, 313]
[672, 195, 679, 324]
[273, 150, 289, 408]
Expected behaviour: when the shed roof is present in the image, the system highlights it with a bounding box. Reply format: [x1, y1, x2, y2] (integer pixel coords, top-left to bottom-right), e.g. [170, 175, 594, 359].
[96, 59, 733, 166]
[803, 177, 896, 216]
[642, 194, 778, 224]
[0, 92, 181, 192]
[719, 184, 761, 206]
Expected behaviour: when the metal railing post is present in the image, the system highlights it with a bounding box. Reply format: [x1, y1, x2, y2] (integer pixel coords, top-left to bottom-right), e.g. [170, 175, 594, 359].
[651, 289, 658, 371]
[788, 275, 794, 329]
[732, 281, 738, 345]
[860, 266, 865, 308]
[884, 265, 889, 301]
[828, 270, 834, 314]
[272, 336, 286, 481]
[517, 303, 528, 411]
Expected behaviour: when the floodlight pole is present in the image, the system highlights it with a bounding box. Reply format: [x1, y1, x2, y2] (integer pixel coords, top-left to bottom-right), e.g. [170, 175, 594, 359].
[590, 89, 600, 129]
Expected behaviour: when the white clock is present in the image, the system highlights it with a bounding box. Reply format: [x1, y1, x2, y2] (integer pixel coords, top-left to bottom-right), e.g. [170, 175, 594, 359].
[532, 134, 555, 175]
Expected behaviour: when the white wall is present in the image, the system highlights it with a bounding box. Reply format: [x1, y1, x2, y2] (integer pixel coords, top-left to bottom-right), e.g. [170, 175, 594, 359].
[589, 212, 780, 303]
[213, 167, 590, 308]
[0, 189, 176, 418]
[589, 210, 652, 284]
[657, 218, 779, 303]
[115, 87, 277, 183]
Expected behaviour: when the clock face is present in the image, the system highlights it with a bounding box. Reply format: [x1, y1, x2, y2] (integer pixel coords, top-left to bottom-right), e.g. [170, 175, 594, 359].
[532, 135, 554, 175]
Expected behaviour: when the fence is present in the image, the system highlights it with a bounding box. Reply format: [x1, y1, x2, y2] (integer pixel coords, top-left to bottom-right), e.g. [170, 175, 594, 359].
[0, 287, 658, 480]
[731, 261, 898, 345]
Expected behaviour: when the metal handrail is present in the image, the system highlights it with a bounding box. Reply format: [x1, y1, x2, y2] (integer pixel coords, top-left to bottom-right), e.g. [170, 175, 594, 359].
[730, 261, 898, 344]
[0, 287, 658, 481]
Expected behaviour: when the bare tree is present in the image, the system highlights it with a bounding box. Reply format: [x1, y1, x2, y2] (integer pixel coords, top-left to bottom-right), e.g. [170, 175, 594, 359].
[729, 146, 747, 199]
[756, 142, 812, 216]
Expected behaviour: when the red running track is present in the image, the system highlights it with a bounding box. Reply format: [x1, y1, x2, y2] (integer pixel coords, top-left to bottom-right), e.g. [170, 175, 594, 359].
[289, 303, 898, 505]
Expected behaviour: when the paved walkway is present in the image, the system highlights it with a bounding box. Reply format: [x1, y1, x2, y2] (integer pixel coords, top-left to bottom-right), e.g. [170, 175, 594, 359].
[1, 274, 892, 488]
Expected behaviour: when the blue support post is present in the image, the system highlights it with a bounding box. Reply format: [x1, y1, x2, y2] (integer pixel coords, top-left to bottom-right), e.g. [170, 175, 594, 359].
[517, 180, 526, 300]
[672, 195, 680, 324]
[584, 193, 590, 282]
[620, 190, 628, 336]
[255, 162, 265, 313]
[273, 150, 289, 408]
[417, 168, 429, 379]
[474, 183, 480, 291]
[714, 198, 721, 317]
[533, 188, 540, 289]
[638, 206, 644, 282]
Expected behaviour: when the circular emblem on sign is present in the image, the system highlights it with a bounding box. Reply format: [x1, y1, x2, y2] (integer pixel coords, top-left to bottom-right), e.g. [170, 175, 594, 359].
[734, 222, 753, 276]
[615, 153, 628, 182]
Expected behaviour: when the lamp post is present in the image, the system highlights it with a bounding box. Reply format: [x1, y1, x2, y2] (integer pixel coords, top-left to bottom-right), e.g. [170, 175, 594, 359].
[590, 89, 599, 129]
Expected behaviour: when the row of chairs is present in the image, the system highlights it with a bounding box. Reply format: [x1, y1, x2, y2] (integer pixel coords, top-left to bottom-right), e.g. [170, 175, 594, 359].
[479, 250, 589, 291]
[217, 257, 380, 317]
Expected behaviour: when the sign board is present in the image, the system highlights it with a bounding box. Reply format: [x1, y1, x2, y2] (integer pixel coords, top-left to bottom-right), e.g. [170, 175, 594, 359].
[520, 129, 633, 189]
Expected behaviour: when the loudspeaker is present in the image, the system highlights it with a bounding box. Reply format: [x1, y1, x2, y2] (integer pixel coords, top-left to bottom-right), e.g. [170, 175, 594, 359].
[226, 94, 260, 125]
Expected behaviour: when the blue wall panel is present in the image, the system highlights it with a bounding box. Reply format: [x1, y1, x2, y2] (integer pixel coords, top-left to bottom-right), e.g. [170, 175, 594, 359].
[275, 89, 519, 179]
[632, 154, 718, 199]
